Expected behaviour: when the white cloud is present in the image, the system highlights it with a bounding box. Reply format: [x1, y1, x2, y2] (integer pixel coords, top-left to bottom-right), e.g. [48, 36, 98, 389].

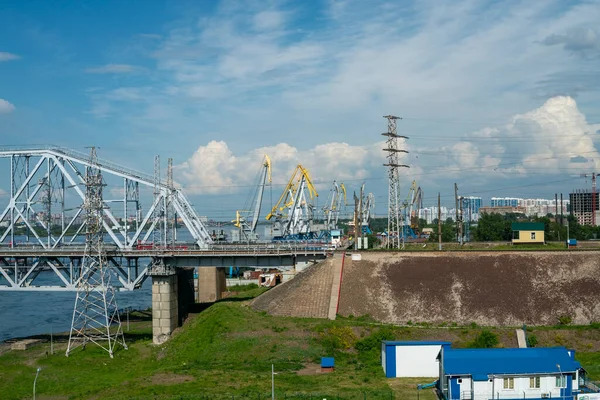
[176, 140, 413, 195]
[0, 99, 15, 114]
[429, 96, 600, 179]
[85, 64, 140, 74]
[0, 52, 19, 62]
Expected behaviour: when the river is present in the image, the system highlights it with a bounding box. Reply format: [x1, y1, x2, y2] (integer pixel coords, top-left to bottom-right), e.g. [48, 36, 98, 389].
[0, 272, 152, 343]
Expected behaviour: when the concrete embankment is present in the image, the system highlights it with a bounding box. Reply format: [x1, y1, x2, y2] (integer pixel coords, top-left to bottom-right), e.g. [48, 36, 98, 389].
[251, 255, 342, 318]
[338, 251, 600, 326]
[253, 251, 600, 326]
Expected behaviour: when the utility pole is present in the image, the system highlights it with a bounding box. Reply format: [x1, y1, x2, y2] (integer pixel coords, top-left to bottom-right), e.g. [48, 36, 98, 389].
[358, 184, 364, 247]
[555, 193, 559, 240]
[454, 183, 459, 242]
[459, 196, 464, 245]
[353, 192, 359, 250]
[382, 115, 409, 249]
[438, 192, 442, 251]
[560, 193, 564, 226]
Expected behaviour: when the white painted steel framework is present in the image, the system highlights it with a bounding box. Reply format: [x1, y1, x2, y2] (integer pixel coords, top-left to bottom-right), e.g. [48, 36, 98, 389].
[0, 146, 212, 291]
[382, 116, 409, 249]
[66, 147, 127, 358]
[0, 146, 213, 250]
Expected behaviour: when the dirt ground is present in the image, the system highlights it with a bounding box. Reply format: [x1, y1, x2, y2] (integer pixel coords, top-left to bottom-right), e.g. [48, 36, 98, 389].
[337, 251, 600, 326]
[150, 373, 196, 385]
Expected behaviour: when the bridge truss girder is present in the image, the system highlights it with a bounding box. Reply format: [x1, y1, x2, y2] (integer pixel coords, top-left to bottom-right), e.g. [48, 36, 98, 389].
[0, 255, 148, 291]
[0, 147, 213, 251]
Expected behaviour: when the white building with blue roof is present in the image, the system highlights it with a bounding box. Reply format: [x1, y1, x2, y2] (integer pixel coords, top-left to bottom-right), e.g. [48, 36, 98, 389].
[382, 341, 451, 378]
[437, 346, 583, 400]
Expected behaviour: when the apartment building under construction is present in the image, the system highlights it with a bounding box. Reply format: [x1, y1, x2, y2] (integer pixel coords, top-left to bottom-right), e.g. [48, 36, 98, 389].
[569, 189, 600, 226]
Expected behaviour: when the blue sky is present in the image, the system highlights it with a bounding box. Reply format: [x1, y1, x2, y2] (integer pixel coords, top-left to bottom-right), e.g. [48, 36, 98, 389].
[1, 0, 600, 219]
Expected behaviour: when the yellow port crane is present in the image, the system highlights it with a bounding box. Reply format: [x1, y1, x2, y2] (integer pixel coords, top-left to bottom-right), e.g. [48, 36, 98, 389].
[266, 164, 318, 239]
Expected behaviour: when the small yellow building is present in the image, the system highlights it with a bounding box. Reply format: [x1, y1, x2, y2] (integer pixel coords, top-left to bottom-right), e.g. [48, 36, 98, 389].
[511, 222, 545, 244]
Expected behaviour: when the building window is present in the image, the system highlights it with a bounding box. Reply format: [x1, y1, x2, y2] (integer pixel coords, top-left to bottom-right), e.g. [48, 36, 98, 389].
[556, 376, 567, 387]
[531, 232, 536, 240]
[503, 378, 514, 389]
[530, 376, 541, 388]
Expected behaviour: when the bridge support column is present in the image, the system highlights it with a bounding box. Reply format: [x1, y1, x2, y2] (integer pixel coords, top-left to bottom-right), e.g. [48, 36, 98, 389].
[151, 272, 178, 345]
[197, 267, 227, 303]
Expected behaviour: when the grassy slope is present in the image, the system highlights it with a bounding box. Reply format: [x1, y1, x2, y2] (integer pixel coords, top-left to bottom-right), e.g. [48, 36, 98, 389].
[0, 288, 597, 400]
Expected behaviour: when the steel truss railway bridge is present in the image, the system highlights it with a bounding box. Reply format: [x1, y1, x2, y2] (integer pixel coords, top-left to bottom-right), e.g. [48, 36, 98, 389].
[0, 146, 328, 343]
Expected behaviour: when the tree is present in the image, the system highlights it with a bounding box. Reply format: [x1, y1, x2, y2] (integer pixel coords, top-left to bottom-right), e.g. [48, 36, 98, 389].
[469, 330, 499, 348]
[473, 213, 512, 241]
[429, 221, 455, 242]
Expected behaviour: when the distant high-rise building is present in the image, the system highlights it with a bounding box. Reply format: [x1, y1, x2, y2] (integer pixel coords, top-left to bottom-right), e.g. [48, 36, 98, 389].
[569, 190, 599, 226]
[463, 196, 482, 213]
[491, 197, 520, 208]
[489, 197, 569, 217]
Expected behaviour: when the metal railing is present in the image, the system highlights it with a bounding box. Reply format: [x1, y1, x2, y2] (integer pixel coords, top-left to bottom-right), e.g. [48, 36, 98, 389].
[0, 145, 159, 185]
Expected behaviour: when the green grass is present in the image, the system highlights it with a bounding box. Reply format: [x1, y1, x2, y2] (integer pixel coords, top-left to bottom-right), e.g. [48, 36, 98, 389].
[578, 352, 600, 381]
[1, 291, 598, 399]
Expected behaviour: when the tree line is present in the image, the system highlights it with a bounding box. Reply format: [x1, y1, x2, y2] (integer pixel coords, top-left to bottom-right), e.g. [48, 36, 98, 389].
[360, 213, 599, 243]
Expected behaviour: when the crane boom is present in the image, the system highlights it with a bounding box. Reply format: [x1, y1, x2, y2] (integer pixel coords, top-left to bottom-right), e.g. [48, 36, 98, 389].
[233, 155, 271, 241]
[250, 155, 271, 232]
[266, 164, 317, 220]
[266, 164, 319, 239]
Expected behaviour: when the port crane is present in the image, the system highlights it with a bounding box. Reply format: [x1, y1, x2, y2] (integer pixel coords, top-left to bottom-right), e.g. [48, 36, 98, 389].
[360, 185, 375, 234]
[323, 180, 347, 231]
[233, 155, 271, 241]
[401, 180, 423, 239]
[349, 184, 375, 235]
[266, 164, 318, 240]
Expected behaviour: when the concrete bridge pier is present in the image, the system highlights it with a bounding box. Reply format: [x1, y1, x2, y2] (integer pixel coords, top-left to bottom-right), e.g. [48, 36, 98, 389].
[197, 267, 227, 303]
[150, 264, 195, 345]
[151, 270, 178, 345]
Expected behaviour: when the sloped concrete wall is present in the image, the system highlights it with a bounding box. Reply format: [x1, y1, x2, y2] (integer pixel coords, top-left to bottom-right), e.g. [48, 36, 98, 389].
[251, 258, 335, 318]
[337, 251, 600, 326]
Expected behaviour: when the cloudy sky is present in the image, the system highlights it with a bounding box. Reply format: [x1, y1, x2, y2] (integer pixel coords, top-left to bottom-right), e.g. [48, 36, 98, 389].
[1, 0, 600, 219]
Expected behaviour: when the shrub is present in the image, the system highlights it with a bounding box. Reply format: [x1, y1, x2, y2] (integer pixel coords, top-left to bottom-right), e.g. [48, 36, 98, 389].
[468, 330, 499, 348]
[355, 327, 395, 353]
[320, 326, 358, 352]
[558, 315, 572, 325]
[554, 334, 567, 346]
[527, 334, 538, 348]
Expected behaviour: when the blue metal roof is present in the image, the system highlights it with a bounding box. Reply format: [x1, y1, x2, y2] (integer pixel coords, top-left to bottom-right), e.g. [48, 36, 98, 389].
[441, 347, 581, 381]
[321, 357, 335, 368]
[383, 340, 452, 346]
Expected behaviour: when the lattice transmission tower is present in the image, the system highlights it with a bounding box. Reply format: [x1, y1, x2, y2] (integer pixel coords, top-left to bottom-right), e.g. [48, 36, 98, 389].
[382, 115, 409, 249]
[66, 147, 127, 358]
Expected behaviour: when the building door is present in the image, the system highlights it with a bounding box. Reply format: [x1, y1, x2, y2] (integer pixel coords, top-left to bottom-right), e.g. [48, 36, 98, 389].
[561, 375, 572, 398]
[451, 378, 460, 400]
